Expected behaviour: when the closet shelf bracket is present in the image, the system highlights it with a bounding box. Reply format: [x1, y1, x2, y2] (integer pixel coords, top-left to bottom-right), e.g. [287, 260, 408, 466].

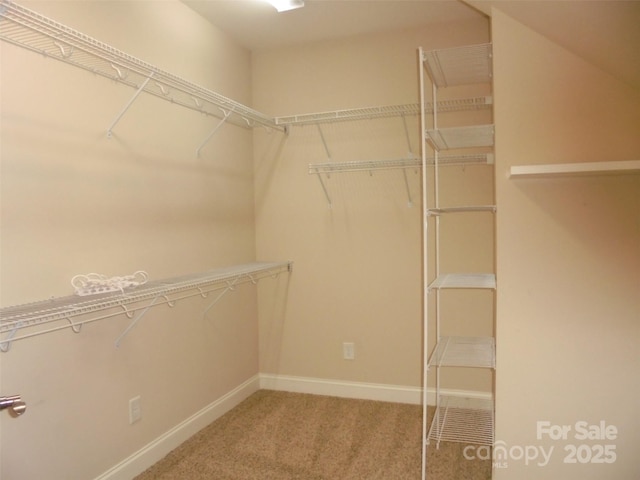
[316, 124, 332, 160]
[196, 108, 234, 157]
[314, 123, 334, 207]
[311, 168, 333, 208]
[114, 294, 162, 348]
[202, 278, 239, 319]
[107, 72, 155, 138]
[401, 115, 415, 207]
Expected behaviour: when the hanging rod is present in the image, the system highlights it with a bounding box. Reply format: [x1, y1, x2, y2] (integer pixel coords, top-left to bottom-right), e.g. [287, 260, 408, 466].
[276, 97, 492, 126]
[0, 0, 283, 132]
[0, 261, 292, 351]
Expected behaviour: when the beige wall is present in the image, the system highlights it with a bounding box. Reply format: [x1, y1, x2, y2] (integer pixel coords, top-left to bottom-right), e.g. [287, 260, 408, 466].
[252, 19, 492, 391]
[6, 2, 634, 479]
[492, 8, 640, 479]
[1, 1, 261, 478]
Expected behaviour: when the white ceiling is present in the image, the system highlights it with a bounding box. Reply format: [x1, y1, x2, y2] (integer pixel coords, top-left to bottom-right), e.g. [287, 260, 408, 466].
[183, 0, 488, 50]
[183, 0, 640, 90]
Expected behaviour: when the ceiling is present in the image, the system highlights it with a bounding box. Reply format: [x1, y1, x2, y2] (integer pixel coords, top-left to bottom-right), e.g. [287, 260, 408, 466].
[183, 0, 640, 90]
[183, 0, 487, 50]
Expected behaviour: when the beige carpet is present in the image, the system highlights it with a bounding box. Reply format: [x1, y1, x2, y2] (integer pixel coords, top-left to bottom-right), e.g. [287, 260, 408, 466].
[135, 390, 491, 479]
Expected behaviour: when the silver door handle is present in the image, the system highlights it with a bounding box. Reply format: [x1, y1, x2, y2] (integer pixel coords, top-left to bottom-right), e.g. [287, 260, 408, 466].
[0, 395, 26, 417]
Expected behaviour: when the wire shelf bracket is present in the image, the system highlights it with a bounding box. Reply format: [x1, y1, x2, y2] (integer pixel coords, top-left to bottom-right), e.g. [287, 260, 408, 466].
[114, 294, 163, 348]
[107, 72, 154, 138]
[313, 124, 334, 207]
[196, 108, 234, 157]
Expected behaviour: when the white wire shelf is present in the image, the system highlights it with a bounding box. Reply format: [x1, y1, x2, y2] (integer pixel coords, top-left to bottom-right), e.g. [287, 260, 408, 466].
[275, 97, 492, 126]
[427, 205, 496, 215]
[510, 160, 640, 178]
[429, 336, 495, 369]
[0, 0, 281, 132]
[0, 261, 292, 351]
[422, 43, 493, 88]
[426, 125, 495, 150]
[308, 153, 494, 175]
[429, 273, 496, 290]
[428, 395, 494, 447]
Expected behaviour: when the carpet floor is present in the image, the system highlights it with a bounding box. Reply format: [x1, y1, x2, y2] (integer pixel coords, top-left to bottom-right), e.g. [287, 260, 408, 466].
[134, 390, 491, 479]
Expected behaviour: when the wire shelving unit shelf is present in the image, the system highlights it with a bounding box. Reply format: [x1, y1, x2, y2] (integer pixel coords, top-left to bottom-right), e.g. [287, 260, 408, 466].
[429, 273, 496, 290]
[428, 336, 495, 369]
[422, 43, 493, 88]
[428, 395, 494, 447]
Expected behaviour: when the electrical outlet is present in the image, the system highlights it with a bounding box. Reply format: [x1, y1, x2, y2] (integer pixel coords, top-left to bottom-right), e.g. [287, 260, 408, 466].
[129, 396, 142, 424]
[343, 342, 355, 360]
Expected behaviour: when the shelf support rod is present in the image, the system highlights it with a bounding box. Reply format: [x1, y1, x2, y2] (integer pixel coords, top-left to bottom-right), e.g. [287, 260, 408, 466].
[314, 124, 333, 207]
[114, 295, 161, 348]
[0, 321, 22, 353]
[107, 72, 155, 138]
[401, 115, 415, 207]
[202, 279, 238, 319]
[316, 124, 332, 160]
[196, 108, 233, 157]
[315, 170, 333, 208]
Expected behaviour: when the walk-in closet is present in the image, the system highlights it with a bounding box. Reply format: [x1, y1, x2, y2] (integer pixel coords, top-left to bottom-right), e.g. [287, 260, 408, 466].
[1, 1, 638, 479]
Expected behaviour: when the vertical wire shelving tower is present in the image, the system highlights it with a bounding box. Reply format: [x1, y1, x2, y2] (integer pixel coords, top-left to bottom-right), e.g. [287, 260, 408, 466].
[419, 44, 496, 480]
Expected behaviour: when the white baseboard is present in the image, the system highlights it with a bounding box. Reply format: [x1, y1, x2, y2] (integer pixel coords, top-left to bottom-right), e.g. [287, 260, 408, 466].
[259, 373, 492, 406]
[95, 373, 491, 480]
[93, 374, 260, 480]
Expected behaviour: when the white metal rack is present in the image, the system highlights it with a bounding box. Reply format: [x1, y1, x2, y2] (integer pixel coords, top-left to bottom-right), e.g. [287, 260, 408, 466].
[428, 336, 495, 369]
[0, 0, 283, 147]
[427, 205, 496, 216]
[422, 43, 493, 88]
[428, 395, 494, 447]
[419, 43, 496, 479]
[429, 273, 496, 290]
[0, 262, 292, 352]
[426, 125, 495, 150]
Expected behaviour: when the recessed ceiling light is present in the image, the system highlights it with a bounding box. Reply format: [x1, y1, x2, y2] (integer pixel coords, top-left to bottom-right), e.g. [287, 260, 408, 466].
[266, 0, 304, 13]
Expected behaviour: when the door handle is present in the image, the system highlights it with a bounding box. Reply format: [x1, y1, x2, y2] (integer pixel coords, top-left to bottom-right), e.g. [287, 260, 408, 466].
[0, 395, 27, 417]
